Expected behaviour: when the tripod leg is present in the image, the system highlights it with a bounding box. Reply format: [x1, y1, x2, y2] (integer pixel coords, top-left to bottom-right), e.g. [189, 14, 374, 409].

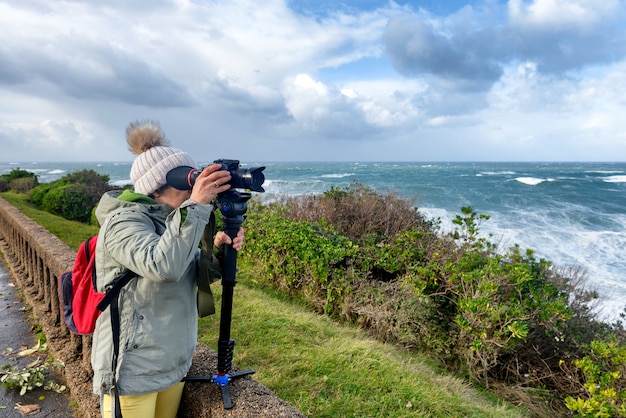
[220, 385, 233, 410]
[230, 369, 256, 379]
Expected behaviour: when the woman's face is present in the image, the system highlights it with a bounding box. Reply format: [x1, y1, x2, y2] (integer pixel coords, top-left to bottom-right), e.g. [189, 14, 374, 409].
[153, 186, 192, 209]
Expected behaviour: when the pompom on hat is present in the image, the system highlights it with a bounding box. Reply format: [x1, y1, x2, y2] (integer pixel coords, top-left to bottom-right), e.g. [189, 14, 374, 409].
[127, 120, 196, 195]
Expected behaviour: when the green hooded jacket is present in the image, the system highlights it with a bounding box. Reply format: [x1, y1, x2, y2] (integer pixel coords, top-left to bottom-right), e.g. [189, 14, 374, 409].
[91, 189, 219, 397]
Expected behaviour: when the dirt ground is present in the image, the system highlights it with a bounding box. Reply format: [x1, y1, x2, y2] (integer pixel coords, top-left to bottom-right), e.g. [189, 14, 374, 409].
[0, 260, 76, 417]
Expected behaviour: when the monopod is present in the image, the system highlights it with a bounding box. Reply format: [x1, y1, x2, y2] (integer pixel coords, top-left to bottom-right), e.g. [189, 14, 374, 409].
[183, 189, 258, 409]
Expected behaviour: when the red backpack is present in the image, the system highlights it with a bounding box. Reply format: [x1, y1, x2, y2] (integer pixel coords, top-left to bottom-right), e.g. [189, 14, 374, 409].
[59, 235, 135, 335]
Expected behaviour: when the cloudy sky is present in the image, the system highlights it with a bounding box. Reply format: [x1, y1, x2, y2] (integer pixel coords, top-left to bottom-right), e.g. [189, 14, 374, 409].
[1, 0, 625, 162]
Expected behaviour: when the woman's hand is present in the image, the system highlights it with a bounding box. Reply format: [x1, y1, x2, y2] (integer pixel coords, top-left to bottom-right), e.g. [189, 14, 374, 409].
[190, 164, 232, 204]
[214, 228, 245, 251]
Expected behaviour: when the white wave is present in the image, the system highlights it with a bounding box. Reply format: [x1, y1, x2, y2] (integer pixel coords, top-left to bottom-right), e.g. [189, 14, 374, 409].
[110, 179, 132, 186]
[320, 173, 355, 178]
[48, 169, 65, 174]
[603, 175, 626, 183]
[515, 177, 545, 185]
[479, 171, 517, 176]
[481, 210, 626, 320]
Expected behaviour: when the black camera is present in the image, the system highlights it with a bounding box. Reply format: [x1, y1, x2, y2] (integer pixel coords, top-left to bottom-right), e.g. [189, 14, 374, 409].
[166, 159, 265, 192]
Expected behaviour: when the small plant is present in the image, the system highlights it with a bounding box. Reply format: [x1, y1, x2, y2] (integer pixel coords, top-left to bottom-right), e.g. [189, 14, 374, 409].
[450, 205, 492, 250]
[0, 360, 67, 396]
[1, 363, 47, 396]
[0, 340, 66, 396]
[565, 339, 626, 417]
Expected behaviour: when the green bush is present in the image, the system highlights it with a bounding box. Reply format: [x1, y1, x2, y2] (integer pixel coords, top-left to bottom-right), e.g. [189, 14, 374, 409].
[565, 338, 626, 417]
[30, 183, 54, 207]
[0, 168, 38, 182]
[0, 168, 38, 192]
[30, 169, 114, 223]
[9, 177, 37, 193]
[40, 184, 93, 222]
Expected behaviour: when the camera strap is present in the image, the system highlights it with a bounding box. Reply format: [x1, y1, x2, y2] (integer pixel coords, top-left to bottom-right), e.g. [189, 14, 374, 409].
[197, 213, 219, 317]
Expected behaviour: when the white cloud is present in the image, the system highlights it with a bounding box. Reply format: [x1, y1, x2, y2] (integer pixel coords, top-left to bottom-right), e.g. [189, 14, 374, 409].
[508, 0, 622, 28]
[0, 0, 625, 162]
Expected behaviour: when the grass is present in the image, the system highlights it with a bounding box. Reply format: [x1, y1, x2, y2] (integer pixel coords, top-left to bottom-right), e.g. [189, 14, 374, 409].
[1, 191, 529, 417]
[200, 280, 527, 417]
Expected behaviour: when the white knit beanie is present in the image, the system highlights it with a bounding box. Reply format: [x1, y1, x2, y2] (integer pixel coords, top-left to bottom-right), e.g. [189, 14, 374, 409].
[127, 120, 196, 195]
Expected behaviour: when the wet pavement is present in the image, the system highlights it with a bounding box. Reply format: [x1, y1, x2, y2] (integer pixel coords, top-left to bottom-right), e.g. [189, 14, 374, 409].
[0, 259, 76, 417]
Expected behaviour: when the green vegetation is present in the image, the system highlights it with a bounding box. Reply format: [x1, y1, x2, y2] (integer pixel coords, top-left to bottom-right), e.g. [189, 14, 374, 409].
[1, 191, 97, 249]
[0, 339, 66, 396]
[564, 339, 626, 416]
[199, 284, 524, 417]
[239, 182, 626, 416]
[0, 168, 38, 193]
[2, 167, 118, 223]
[1, 189, 527, 417]
[30, 169, 115, 223]
[3, 177, 626, 417]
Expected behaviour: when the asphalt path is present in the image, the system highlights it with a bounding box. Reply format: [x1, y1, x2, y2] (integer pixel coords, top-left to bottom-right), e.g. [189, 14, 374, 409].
[0, 259, 76, 417]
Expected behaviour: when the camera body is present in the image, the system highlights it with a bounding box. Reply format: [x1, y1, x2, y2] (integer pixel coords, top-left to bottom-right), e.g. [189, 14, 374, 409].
[166, 159, 265, 193]
[213, 159, 265, 192]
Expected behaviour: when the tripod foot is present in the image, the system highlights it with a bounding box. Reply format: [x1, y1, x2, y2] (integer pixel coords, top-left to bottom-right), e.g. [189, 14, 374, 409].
[219, 385, 233, 409]
[183, 370, 256, 409]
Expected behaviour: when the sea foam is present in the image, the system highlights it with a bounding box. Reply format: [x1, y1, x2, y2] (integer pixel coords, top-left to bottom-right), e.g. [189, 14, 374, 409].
[515, 177, 545, 185]
[603, 175, 626, 183]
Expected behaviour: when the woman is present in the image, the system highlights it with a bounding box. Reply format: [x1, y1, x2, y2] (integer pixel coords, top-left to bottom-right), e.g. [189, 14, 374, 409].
[91, 120, 244, 418]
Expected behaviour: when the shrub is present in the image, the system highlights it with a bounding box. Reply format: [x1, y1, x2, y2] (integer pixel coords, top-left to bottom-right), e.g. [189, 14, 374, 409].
[29, 169, 114, 223]
[565, 338, 626, 417]
[243, 205, 358, 315]
[281, 181, 432, 244]
[30, 183, 55, 207]
[10, 177, 37, 193]
[0, 168, 37, 182]
[40, 184, 93, 222]
[240, 183, 625, 415]
[0, 168, 38, 192]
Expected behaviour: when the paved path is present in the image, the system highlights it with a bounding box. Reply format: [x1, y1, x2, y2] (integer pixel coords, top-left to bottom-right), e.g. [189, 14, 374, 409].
[0, 259, 76, 417]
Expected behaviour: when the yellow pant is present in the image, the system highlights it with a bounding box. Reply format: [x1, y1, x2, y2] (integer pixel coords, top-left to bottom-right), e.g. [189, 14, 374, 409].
[101, 382, 184, 418]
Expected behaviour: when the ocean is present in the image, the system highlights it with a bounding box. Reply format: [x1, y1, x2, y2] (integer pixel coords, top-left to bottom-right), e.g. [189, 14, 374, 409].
[2, 160, 625, 319]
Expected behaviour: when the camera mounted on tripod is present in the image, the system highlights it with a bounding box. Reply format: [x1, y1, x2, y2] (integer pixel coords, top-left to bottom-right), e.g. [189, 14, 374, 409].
[166, 158, 265, 216]
[168, 159, 266, 409]
[166, 158, 265, 194]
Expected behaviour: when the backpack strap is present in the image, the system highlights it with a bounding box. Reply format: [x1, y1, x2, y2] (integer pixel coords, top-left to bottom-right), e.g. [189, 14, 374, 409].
[96, 270, 136, 312]
[110, 289, 123, 418]
[98, 270, 136, 418]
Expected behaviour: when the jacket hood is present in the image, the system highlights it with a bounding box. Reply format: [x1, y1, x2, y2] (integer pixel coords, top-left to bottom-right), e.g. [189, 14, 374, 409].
[95, 190, 172, 227]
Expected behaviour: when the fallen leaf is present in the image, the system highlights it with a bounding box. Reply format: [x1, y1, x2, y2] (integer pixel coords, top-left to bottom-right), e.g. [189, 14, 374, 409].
[18, 341, 41, 357]
[14, 402, 41, 416]
[26, 357, 43, 368]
